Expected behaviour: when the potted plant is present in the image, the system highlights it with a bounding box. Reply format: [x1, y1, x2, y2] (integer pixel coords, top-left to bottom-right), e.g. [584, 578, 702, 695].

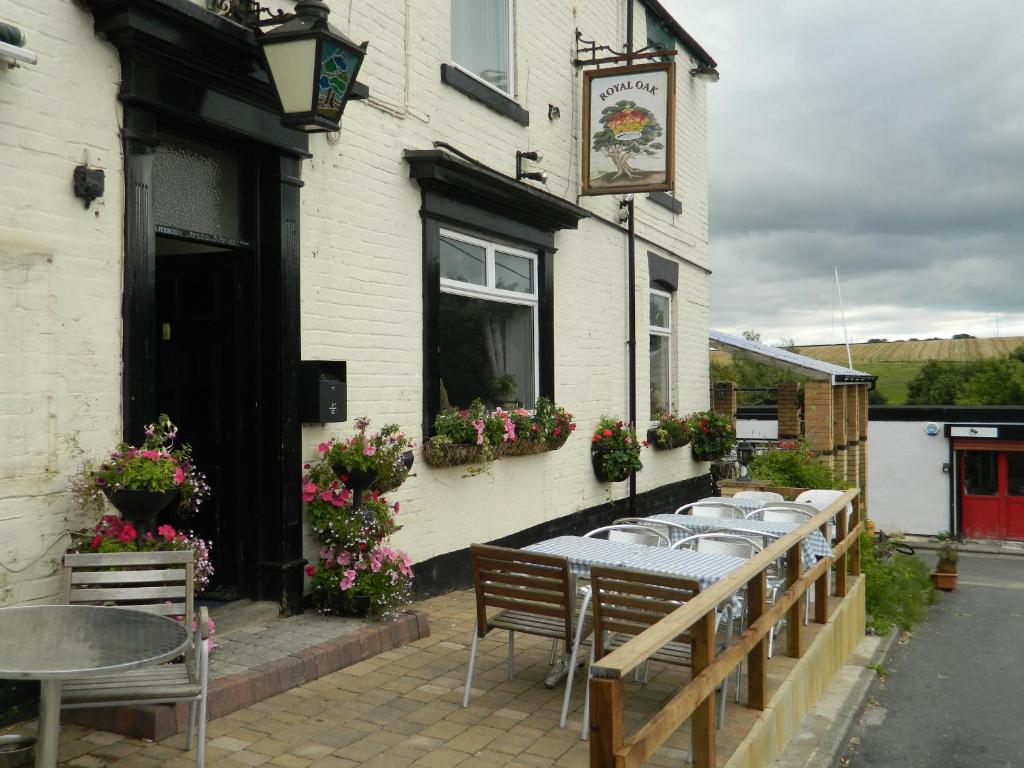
[684, 410, 737, 462]
[930, 536, 959, 591]
[423, 399, 498, 469]
[318, 418, 415, 498]
[590, 417, 644, 482]
[648, 411, 692, 450]
[72, 415, 210, 536]
[303, 433, 413, 618]
[488, 373, 518, 409]
[70, 516, 215, 596]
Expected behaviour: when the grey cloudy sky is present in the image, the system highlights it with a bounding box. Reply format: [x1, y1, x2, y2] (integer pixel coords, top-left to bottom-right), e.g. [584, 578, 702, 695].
[666, 1, 1024, 345]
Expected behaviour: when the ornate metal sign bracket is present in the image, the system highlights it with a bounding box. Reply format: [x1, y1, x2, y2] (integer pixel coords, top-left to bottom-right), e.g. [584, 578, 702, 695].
[574, 29, 677, 68]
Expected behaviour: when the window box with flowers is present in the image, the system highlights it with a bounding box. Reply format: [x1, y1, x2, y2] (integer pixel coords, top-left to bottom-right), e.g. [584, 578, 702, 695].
[685, 410, 737, 462]
[422, 397, 575, 469]
[647, 411, 692, 450]
[302, 419, 415, 619]
[71, 414, 210, 537]
[591, 417, 645, 482]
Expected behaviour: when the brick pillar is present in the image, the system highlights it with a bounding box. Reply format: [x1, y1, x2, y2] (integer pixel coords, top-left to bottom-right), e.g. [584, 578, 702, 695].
[777, 382, 800, 440]
[713, 381, 737, 428]
[846, 385, 860, 486]
[859, 384, 869, 512]
[802, 381, 834, 467]
[832, 386, 848, 482]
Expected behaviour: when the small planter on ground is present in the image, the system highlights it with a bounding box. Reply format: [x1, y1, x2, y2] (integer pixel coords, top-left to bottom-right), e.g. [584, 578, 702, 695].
[930, 538, 959, 591]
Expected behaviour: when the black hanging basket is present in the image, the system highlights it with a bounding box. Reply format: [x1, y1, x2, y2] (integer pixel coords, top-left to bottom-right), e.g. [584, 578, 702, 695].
[591, 449, 631, 483]
[103, 487, 180, 536]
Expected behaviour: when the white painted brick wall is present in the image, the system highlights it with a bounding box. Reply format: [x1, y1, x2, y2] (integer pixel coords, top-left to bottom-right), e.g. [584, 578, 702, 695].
[0, 0, 124, 604]
[0, 0, 714, 602]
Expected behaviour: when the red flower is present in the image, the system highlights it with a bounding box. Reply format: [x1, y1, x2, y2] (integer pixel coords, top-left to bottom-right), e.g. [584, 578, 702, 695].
[90, 534, 102, 549]
[569, 423, 576, 431]
[641, 441, 649, 448]
[157, 524, 177, 541]
[304, 565, 316, 577]
[117, 524, 137, 543]
[591, 435, 600, 443]
[603, 429, 613, 437]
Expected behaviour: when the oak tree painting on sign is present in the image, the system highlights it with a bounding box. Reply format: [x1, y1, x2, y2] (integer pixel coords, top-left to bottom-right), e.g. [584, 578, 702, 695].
[582, 62, 675, 195]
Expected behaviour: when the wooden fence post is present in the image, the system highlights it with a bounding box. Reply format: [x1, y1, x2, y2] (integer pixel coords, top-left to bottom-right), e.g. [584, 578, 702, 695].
[746, 570, 767, 710]
[851, 495, 862, 576]
[786, 544, 803, 657]
[589, 678, 624, 768]
[835, 506, 849, 597]
[691, 611, 716, 768]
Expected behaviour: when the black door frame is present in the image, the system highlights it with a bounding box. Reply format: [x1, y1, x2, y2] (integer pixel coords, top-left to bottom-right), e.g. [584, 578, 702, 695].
[89, 0, 310, 612]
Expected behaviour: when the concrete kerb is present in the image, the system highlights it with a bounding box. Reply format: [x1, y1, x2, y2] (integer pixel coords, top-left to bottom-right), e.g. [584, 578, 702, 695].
[771, 629, 899, 768]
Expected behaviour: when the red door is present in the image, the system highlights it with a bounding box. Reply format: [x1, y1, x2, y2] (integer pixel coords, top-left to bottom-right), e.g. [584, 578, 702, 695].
[961, 450, 1024, 540]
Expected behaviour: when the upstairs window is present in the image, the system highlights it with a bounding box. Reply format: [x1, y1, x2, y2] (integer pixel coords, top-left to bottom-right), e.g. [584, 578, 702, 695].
[451, 0, 513, 94]
[649, 289, 671, 415]
[439, 228, 537, 410]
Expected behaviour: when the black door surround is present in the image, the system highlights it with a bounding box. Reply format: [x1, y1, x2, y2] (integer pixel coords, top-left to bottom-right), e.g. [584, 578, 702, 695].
[85, 0, 309, 613]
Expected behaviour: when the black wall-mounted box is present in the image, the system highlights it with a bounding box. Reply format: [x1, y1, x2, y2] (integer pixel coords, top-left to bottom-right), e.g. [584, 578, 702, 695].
[299, 361, 347, 424]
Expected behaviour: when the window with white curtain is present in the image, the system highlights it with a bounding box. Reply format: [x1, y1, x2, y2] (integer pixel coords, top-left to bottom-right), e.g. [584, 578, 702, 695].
[650, 289, 671, 415]
[439, 228, 537, 409]
[451, 0, 513, 94]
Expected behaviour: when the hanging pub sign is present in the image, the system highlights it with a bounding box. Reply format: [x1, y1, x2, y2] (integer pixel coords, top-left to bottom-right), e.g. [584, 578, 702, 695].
[582, 61, 675, 196]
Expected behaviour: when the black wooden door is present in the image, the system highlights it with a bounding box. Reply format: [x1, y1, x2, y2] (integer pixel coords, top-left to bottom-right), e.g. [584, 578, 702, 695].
[156, 248, 259, 596]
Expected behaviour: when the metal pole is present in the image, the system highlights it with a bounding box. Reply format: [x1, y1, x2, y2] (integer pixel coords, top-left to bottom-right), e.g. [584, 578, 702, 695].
[626, 0, 636, 516]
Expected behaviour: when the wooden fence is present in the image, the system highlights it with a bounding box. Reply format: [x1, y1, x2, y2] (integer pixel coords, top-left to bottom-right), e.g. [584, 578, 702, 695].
[588, 487, 863, 768]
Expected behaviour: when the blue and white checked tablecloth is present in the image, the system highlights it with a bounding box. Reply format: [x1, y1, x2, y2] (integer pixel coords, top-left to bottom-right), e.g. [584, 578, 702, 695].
[646, 513, 832, 567]
[687, 496, 764, 515]
[524, 535, 746, 591]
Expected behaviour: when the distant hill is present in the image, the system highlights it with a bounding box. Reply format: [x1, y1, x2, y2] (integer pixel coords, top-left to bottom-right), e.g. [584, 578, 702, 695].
[712, 336, 1024, 405]
[792, 336, 1024, 364]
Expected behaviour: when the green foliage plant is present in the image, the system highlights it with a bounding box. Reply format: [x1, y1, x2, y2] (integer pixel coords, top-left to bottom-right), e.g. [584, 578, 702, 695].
[72, 414, 210, 518]
[747, 443, 849, 490]
[651, 411, 691, 449]
[591, 417, 644, 481]
[684, 410, 737, 461]
[860, 530, 938, 634]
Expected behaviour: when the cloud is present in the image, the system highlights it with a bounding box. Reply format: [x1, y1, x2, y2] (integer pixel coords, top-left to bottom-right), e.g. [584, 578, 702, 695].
[664, 1, 1024, 343]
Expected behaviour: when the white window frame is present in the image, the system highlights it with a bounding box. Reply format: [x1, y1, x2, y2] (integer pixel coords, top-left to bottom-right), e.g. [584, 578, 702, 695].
[649, 288, 672, 416]
[439, 227, 539, 404]
[450, 0, 516, 97]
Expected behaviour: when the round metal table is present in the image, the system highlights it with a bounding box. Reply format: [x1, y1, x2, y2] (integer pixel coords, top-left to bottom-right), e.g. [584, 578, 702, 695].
[0, 605, 190, 768]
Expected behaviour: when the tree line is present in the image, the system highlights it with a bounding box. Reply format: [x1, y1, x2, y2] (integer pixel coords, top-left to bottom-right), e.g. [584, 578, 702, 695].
[904, 346, 1024, 405]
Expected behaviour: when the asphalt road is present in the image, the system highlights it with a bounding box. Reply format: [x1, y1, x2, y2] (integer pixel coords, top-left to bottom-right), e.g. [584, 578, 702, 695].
[841, 552, 1024, 768]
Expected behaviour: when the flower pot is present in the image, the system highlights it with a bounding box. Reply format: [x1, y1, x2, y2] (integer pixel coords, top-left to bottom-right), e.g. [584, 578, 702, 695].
[423, 440, 491, 468]
[691, 448, 721, 462]
[0, 734, 35, 768]
[591, 449, 630, 483]
[648, 426, 690, 450]
[930, 570, 957, 591]
[102, 487, 180, 536]
[325, 592, 371, 617]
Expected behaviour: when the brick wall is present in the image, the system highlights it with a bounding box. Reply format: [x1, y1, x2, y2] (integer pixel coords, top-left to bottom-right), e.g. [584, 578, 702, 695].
[0, 0, 124, 605]
[1, 0, 715, 603]
[777, 381, 800, 439]
[803, 382, 833, 462]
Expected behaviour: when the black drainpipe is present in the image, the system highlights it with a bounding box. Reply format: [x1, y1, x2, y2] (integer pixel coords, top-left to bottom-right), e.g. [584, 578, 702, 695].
[626, 0, 638, 516]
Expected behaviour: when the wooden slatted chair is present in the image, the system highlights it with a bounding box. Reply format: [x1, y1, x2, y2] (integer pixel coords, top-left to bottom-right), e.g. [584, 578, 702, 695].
[579, 566, 733, 740]
[463, 544, 593, 730]
[60, 550, 210, 768]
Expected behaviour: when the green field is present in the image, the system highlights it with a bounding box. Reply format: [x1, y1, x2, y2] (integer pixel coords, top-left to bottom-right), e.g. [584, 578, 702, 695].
[855, 361, 925, 404]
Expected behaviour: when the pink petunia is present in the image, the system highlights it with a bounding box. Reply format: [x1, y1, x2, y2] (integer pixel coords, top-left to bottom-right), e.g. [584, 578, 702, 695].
[173, 467, 185, 485]
[302, 482, 317, 502]
[157, 524, 177, 541]
[320, 490, 333, 502]
[318, 442, 329, 453]
[363, 444, 376, 457]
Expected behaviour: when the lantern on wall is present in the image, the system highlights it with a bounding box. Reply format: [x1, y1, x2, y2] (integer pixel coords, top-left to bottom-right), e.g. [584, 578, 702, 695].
[256, 0, 368, 133]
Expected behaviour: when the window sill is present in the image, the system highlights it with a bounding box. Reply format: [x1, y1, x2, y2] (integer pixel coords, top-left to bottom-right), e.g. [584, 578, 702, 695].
[440, 64, 529, 127]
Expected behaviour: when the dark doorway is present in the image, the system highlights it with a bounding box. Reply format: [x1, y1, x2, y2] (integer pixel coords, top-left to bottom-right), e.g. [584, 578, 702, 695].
[155, 240, 260, 595]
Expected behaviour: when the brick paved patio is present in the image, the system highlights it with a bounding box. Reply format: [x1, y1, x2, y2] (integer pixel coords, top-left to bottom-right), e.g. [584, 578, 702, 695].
[40, 588, 828, 768]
